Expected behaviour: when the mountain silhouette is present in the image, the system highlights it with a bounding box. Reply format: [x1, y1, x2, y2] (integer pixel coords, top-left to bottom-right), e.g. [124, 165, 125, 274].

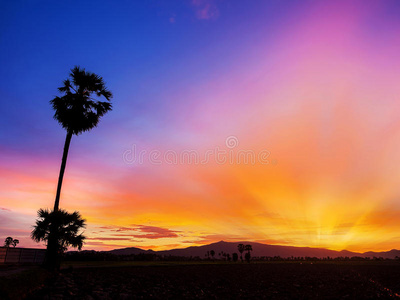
[108, 241, 400, 259]
[109, 246, 156, 256]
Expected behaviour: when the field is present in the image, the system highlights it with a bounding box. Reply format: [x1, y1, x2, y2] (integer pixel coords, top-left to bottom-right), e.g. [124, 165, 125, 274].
[5, 261, 393, 299]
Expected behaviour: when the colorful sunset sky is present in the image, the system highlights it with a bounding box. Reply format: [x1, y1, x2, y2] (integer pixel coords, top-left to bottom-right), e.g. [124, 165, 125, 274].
[1, 0, 400, 252]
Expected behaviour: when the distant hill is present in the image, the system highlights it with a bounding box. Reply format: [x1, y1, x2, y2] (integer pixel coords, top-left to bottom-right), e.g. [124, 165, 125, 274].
[109, 246, 155, 256]
[106, 241, 400, 259]
[362, 249, 400, 259]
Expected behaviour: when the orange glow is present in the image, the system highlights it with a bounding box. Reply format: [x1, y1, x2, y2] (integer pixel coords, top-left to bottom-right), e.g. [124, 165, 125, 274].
[2, 0, 400, 253]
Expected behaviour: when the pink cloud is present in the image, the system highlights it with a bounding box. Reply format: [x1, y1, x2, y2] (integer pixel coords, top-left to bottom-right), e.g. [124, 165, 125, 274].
[131, 225, 181, 239]
[93, 225, 181, 240]
[115, 227, 133, 232]
[191, 0, 219, 20]
[87, 237, 133, 241]
[84, 241, 129, 250]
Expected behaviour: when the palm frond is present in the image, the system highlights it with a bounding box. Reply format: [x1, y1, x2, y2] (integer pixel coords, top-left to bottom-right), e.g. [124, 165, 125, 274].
[31, 208, 86, 252]
[50, 66, 113, 135]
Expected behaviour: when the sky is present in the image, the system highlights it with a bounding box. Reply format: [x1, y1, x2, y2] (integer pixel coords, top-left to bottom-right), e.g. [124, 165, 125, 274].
[1, 0, 400, 253]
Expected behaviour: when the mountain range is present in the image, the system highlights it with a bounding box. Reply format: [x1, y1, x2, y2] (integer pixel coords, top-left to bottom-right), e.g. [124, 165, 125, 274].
[108, 241, 400, 259]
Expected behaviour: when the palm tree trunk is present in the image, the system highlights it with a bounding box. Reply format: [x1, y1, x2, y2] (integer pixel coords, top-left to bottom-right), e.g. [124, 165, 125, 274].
[46, 131, 72, 270]
[53, 131, 72, 211]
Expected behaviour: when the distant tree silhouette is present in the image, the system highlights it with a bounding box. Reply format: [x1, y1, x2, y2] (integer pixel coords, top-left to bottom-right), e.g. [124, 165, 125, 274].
[32, 208, 86, 268]
[4, 237, 13, 247]
[245, 252, 250, 262]
[245, 244, 253, 263]
[210, 250, 215, 260]
[232, 252, 238, 262]
[221, 252, 227, 261]
[238, 244, 245, 262]
[46, 66, 112, 269]
[11, 239, 19, 248]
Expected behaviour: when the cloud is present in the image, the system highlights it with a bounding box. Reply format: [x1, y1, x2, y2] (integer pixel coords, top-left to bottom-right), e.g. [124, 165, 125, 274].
[361, 208, 400, 228]
[131, 225, 181, 239]
[0, 209, 33, 230]
[98, 226, 116, 230]
[0, 207, 11, 211]
[87, 237, 133, 241]
[115, 227, 133, 232]
[84, 241, 129, 250]
[191, 0, 219, 20]
[169, 14, 176, 23]
[94, 224, 181, 240]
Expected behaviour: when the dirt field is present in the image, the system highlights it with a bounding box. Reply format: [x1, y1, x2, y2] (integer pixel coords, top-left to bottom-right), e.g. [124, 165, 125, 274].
[23, 262, 400, 299]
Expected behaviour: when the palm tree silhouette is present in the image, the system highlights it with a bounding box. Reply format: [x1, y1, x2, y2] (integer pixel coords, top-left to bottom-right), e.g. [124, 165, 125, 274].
[238, 244, 245, 262]
[245, 244, 253, 262]
[50, 66, 112, 211]
[210, 250, 215, 260]
[32, 209, 86, 255]
[4, 237, 13, 247]
[11, 239, 19, 248]
[46, 67, 112, 268]
[232, 252, 238, 262]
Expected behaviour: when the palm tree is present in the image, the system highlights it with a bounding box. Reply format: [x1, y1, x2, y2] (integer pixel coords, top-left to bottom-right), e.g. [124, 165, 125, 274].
[46, 66, 112, 269]
[238, 244, 245, 262]
[11, 239, 19, 248]
[245, 244, 253, 253]
[32, 209, 86, 255]
[210, 249, 215, 260]
[50, 66, 112, 212]
[245, 244, 253, 262]
[232, 252, 238, 262]
[4, 237, 13, 247]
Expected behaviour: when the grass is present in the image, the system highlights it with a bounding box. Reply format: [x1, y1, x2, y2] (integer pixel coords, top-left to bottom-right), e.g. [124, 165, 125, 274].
[0, 266, 52, 300]
[61, 259, 400, 269]
[2, 260, 399, 299]
[32, 260, 400, 299]
[61, 260, 233, 269]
